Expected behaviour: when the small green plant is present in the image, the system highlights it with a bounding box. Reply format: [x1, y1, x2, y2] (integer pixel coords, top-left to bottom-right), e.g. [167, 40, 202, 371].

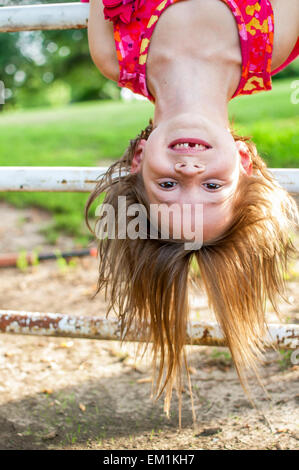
[210, 348, 232, 365]
[16, 247, 41, 271]
[40, 225, 59, 245]
[31, 247, 40, 267]
[98, 430, 106, 439]
[16, 249, 29, 271]
[55, 249, 68, 272]
[190, 254, 201, 277]
[54, 249, 77, 273]
[68, 257, 78, 268]
[277, 349, 293, 370]
[282, 260, 299, 281]
[17, 216, 27, 227]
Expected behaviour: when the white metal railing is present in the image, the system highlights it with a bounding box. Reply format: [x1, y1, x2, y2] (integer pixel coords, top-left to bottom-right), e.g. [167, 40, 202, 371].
[0, 166, 106, 192]
[0, 2, 88, 32]
[0, 310, 298, 349]
[0, 167, 298, 193]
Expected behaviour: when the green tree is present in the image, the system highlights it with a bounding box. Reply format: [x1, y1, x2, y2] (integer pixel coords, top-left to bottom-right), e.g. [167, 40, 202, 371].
[0, 0, 120, 111]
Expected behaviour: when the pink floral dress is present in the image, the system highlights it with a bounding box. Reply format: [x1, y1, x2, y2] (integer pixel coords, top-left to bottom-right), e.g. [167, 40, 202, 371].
[81, 0, 299, 103]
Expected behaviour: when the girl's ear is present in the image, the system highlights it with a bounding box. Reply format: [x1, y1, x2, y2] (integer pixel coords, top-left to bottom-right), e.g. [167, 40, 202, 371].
[236, 140, 253, 176]
[130, 138, 146, 174]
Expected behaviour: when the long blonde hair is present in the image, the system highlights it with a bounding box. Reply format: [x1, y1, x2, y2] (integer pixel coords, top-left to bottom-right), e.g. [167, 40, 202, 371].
[85, 118, 298, 423]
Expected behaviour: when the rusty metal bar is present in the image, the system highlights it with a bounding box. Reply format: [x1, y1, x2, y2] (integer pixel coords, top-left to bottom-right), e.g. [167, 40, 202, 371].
[0, 310, 298, 349]
[0, 3, 88, 33]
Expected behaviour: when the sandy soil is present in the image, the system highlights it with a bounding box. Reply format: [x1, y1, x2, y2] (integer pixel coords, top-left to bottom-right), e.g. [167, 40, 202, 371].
[0, 200, 298, 450]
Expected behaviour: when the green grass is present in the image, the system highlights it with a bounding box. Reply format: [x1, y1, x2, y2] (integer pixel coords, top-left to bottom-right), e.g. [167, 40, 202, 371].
[229, 78, 299, 167]
[0, 77, 298, 246]
[277, 349, 294, 370]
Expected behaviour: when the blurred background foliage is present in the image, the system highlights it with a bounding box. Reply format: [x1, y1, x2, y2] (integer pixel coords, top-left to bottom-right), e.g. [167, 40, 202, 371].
[0, 0, 121, 112]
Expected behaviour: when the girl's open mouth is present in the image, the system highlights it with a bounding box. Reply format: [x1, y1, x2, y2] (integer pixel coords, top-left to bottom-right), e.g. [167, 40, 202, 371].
[168, 138, 212, 153]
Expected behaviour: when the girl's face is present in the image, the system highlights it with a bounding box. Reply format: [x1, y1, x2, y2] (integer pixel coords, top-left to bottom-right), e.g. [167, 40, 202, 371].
[131, 114, 253, 243]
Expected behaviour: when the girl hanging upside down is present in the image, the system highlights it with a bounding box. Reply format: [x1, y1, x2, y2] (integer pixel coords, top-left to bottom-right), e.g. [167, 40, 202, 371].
[83, 0, 299, 421]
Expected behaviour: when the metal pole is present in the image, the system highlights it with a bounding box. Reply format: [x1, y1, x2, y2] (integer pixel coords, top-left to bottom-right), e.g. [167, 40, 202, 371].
[0, 310, 298, 349]
[0, 2, 89, 33]
[0, 166, 107, 192]
[0, 167, 298, 193]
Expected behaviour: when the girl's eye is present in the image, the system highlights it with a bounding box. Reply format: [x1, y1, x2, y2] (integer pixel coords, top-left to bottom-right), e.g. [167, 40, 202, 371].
[159, 181, 177, 189]
[204, 183, 222, 190]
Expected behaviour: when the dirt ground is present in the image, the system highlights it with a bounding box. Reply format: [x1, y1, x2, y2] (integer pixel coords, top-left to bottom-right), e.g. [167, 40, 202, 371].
[0, 200, 298, 450]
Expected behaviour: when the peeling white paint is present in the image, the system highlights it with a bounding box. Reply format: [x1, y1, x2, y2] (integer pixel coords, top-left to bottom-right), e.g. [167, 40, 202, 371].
[0, 310, 298, 348]
[0, 168, 298, 193]
[0, 3, 89, 33]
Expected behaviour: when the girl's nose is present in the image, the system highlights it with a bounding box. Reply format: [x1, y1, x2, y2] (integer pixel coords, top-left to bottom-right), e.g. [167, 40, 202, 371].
[174, 161, 206, 176]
